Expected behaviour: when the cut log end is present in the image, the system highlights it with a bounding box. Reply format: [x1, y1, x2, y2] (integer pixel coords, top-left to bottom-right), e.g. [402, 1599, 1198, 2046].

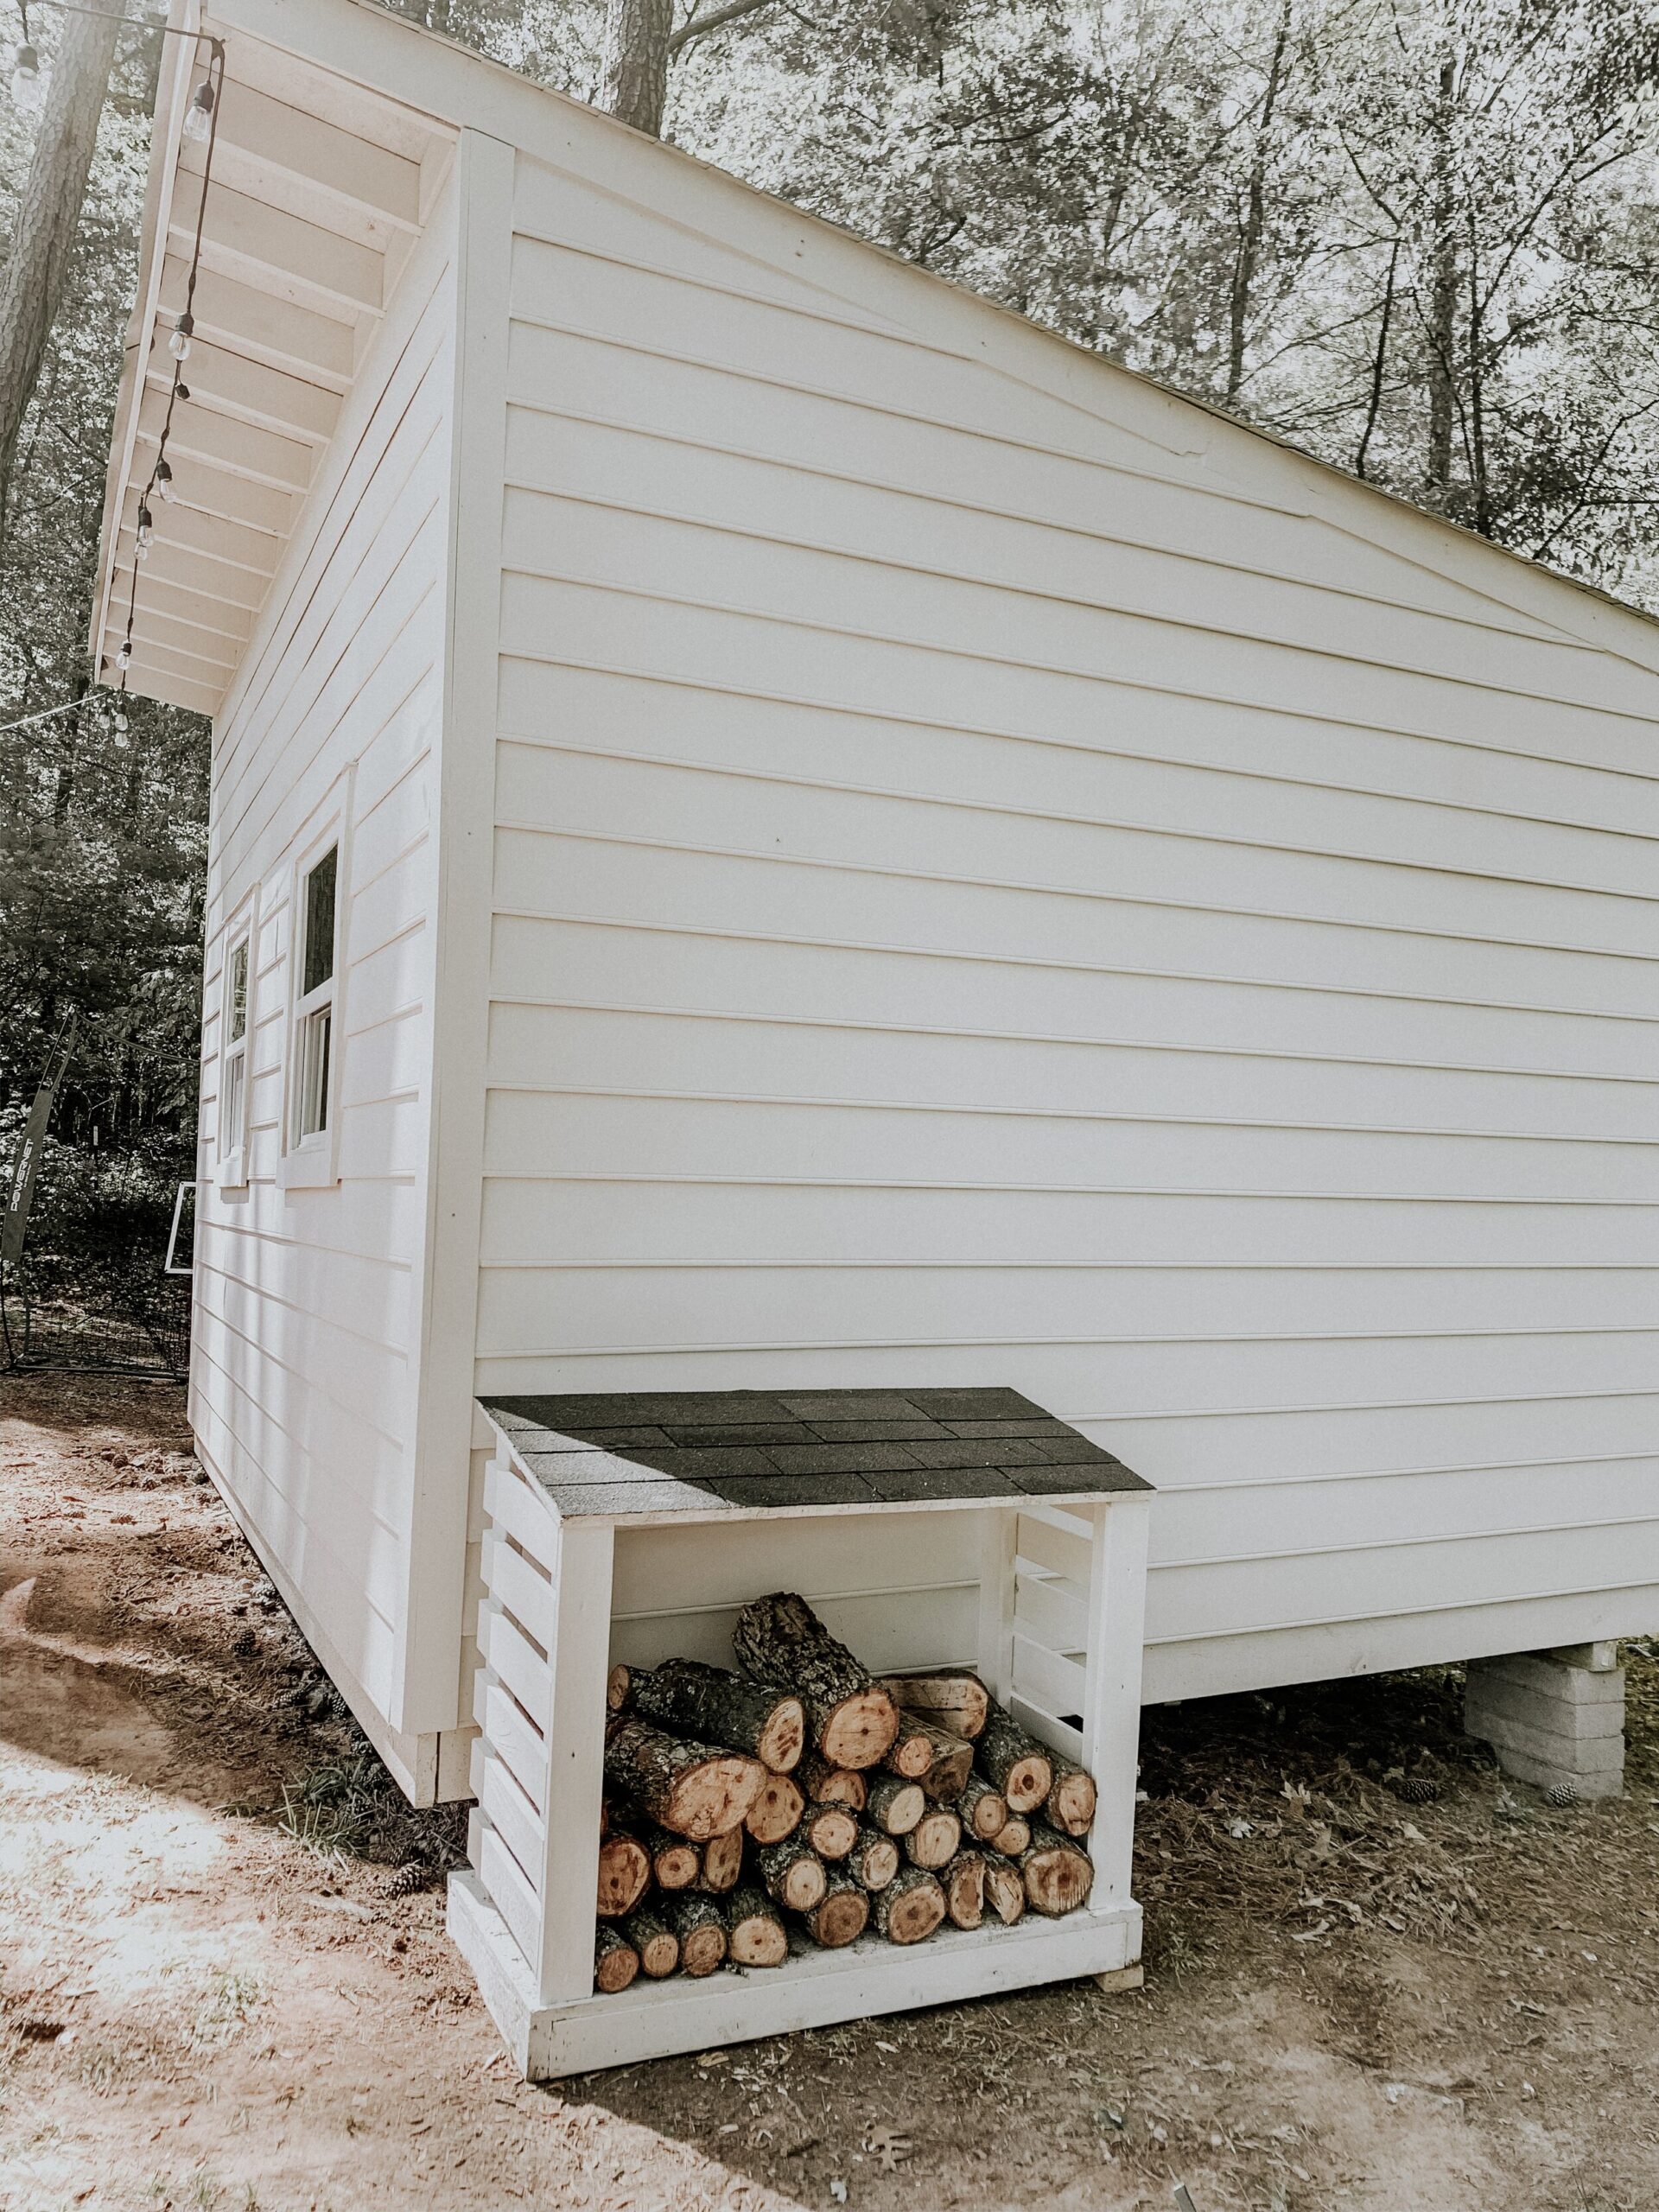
[1020, 1822, 1093, 1916]
[756, 1835, 828, 1914]
[990, 1813, 1031, 1859]
[798, 1754, 867, 1811]
[882, 1717, 937, 1779]
[697, 1827, 744, 1894]
[1046, 1762, 1097, 1838]
[804, 1805, 859, 1862]
[943, 1849, 986, 1930]
[727, 1885, 789, 1969]
[804, 1874, 870, 1950]
[594, 1923, 639, 1993]
[666, 1893, 730, 1977]
[606, 1662, 632, 1712]
[621, 1909, 680, 1979]
[959, 1773, 1009, 1842]
[864, 1775, 925, 1837]
[903, 1807, 963, 1871]
[873, 1866, 947, 1945]
[645, 1826, 700, 1891]
[1001, 1753, 1054, 1816]
[878, 1672, 990, 1740]
[820, 1686, 902, 1771]
[745, 1770, 807, 1846]
[756, 1700, 807, 1775]
[849, 1826, 900, 1891]
[982, 1857, 1026, 1927]
[595, 1834, 651, 1919]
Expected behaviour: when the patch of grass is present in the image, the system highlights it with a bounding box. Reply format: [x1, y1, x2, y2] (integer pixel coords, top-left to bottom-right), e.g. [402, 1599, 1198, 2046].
[186, 1969, 264, 2053]
[275, 1755, 384, 1862]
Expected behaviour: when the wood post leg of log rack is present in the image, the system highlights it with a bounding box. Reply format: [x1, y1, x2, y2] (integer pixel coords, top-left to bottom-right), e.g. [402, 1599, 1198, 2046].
[1082, 1493, 1150, 1919]
[536, 1515, 616, 2008]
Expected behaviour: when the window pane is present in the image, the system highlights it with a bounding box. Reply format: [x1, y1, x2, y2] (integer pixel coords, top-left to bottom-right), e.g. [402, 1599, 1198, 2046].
[221, 1052, 245, 1157]
[302, 847, 338, 996]
[298, 1005, 331, 1139]
[228, 940, 248, 1043]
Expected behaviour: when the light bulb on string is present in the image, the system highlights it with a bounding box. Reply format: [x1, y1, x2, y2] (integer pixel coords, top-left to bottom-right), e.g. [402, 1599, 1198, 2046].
[7, 38, 43, 111]
[116, 639, 133, 670]
[153, 455, 174, 502]
[168, 311, 193, 361]
[181, 75, 214, 142]
[135, 503, 154, 558]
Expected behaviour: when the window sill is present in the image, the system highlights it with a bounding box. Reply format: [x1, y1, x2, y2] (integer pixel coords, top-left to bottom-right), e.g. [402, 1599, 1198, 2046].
[278, 1141, 339, 1193]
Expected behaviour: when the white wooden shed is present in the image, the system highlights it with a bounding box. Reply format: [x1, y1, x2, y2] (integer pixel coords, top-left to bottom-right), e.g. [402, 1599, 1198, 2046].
[96, 0, 1659, 1832]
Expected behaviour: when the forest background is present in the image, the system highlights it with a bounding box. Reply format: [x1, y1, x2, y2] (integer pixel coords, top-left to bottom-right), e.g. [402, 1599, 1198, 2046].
[2, 0, 1657, 1314]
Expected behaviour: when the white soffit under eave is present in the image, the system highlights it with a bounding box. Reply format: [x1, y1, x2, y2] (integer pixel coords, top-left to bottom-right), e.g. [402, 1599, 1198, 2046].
[92, 3, 455, 718]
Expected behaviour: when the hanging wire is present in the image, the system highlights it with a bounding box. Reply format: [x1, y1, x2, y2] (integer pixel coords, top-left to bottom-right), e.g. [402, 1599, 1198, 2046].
[2, 2, 228, 734]
[116, 17, 226, 725]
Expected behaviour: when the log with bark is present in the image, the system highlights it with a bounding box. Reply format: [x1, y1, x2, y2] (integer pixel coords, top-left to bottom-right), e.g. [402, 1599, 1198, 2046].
[906, 1714, 975, 1800]
[872, 1864, 946, 1945]
[880, 1713, 938, 1780]
[975, 1702, 1054, 1815]
[797, 1753, 867, 1811]
[604, 1714, 766, 1840]
[863, 1775, 925, 1837]
[665, 1891, 729, 1976]
[801, 1804, 858, 1862]
[628, 1657, 805, 1773]
[1018, 1821, 1093, 1916]
[902, 1807, 963, 1871]
[641, 1822, 700, 1891]
[725, 1883, 788, 1968]
[732, 1592, 899, 1770]
[803, 1870, 871, 1949]
[988, 1812, 1031, 1859]
[754, 1834, 828, 1914]
[957, 1772, 1010, 1843]
[941, 1848, 986, 1929]
[697, 1827, 744, 1894]
[621, 1906, 680, 1978]
[594, 1922, 640, 1993]
[982, 1855, 1026, 1927]
[745, 1770, 807, 1846]
[846, 1824, 900, 1891]
[877, 1672, 989, 1740]
[595, 1829, 652, 1918]
[1043, 1754, 1097, 1839]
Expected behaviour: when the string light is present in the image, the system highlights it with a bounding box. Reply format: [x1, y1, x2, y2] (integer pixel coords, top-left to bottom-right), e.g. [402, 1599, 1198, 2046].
[180, 70, 212, 139]
[1, 7, 228, 730]
[6, 35, 42, 109]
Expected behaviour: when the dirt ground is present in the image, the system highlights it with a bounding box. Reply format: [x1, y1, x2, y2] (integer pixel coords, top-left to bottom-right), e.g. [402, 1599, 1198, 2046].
[3, 1376, 1657, 2212]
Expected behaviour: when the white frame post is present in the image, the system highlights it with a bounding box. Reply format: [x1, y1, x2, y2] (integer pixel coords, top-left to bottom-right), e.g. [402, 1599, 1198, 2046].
[535, 1514, 616, 2007]
[1082, 1493, 1150, 1917]
[975, 1505, 1018, 1700]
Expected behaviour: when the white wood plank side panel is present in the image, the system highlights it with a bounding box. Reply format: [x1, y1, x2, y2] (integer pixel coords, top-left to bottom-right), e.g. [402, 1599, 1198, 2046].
[487, 162, 1659, 1701]
[194, 195, 456, 1763]
[500, 404, 1631, 717]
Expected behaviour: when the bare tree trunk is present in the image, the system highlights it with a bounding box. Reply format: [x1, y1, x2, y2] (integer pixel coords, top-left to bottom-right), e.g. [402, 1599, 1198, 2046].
[1424, 55, 1460, 508]
[601, 0, 673, 137]
[0, 3, 122, 550]
[1226, 0, 1292, 404]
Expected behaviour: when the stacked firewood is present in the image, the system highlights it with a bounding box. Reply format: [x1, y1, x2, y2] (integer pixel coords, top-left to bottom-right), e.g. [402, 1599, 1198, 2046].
[593, 1591, 1097, 1993]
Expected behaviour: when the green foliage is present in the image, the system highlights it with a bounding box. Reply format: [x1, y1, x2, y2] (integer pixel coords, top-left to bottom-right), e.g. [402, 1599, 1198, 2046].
[2, 0, 1657, 1173]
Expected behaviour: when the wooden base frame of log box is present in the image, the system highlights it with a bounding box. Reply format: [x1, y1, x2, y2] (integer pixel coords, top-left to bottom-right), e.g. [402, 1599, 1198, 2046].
[448, 1391, 1153, 2080]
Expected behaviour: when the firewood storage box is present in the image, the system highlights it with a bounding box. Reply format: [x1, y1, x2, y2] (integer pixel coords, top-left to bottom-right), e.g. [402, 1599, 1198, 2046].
[448, 1389, 1154, 2079]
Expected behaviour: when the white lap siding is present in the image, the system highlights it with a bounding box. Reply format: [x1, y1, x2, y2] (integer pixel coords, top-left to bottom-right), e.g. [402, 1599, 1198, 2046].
[467, 130, 1659, 1702]
[193, 207, 455, 1788]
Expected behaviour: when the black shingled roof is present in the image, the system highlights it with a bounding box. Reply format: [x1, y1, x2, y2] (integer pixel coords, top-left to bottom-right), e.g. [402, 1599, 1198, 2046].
[477, 1387, 1152, 1521]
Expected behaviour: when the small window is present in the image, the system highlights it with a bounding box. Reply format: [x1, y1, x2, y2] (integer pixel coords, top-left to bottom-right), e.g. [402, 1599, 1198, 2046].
[217, 926, 252, 1185]
[293, 844, 339, 1147]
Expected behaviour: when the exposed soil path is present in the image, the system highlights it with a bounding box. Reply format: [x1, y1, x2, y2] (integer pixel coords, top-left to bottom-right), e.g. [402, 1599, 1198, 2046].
[3, 1374, 1656, 2210]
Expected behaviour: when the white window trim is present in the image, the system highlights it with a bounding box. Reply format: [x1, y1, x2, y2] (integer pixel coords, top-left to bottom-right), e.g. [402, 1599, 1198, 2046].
[279, 769, 354, 1194]
[214, 887, 259, 1192]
